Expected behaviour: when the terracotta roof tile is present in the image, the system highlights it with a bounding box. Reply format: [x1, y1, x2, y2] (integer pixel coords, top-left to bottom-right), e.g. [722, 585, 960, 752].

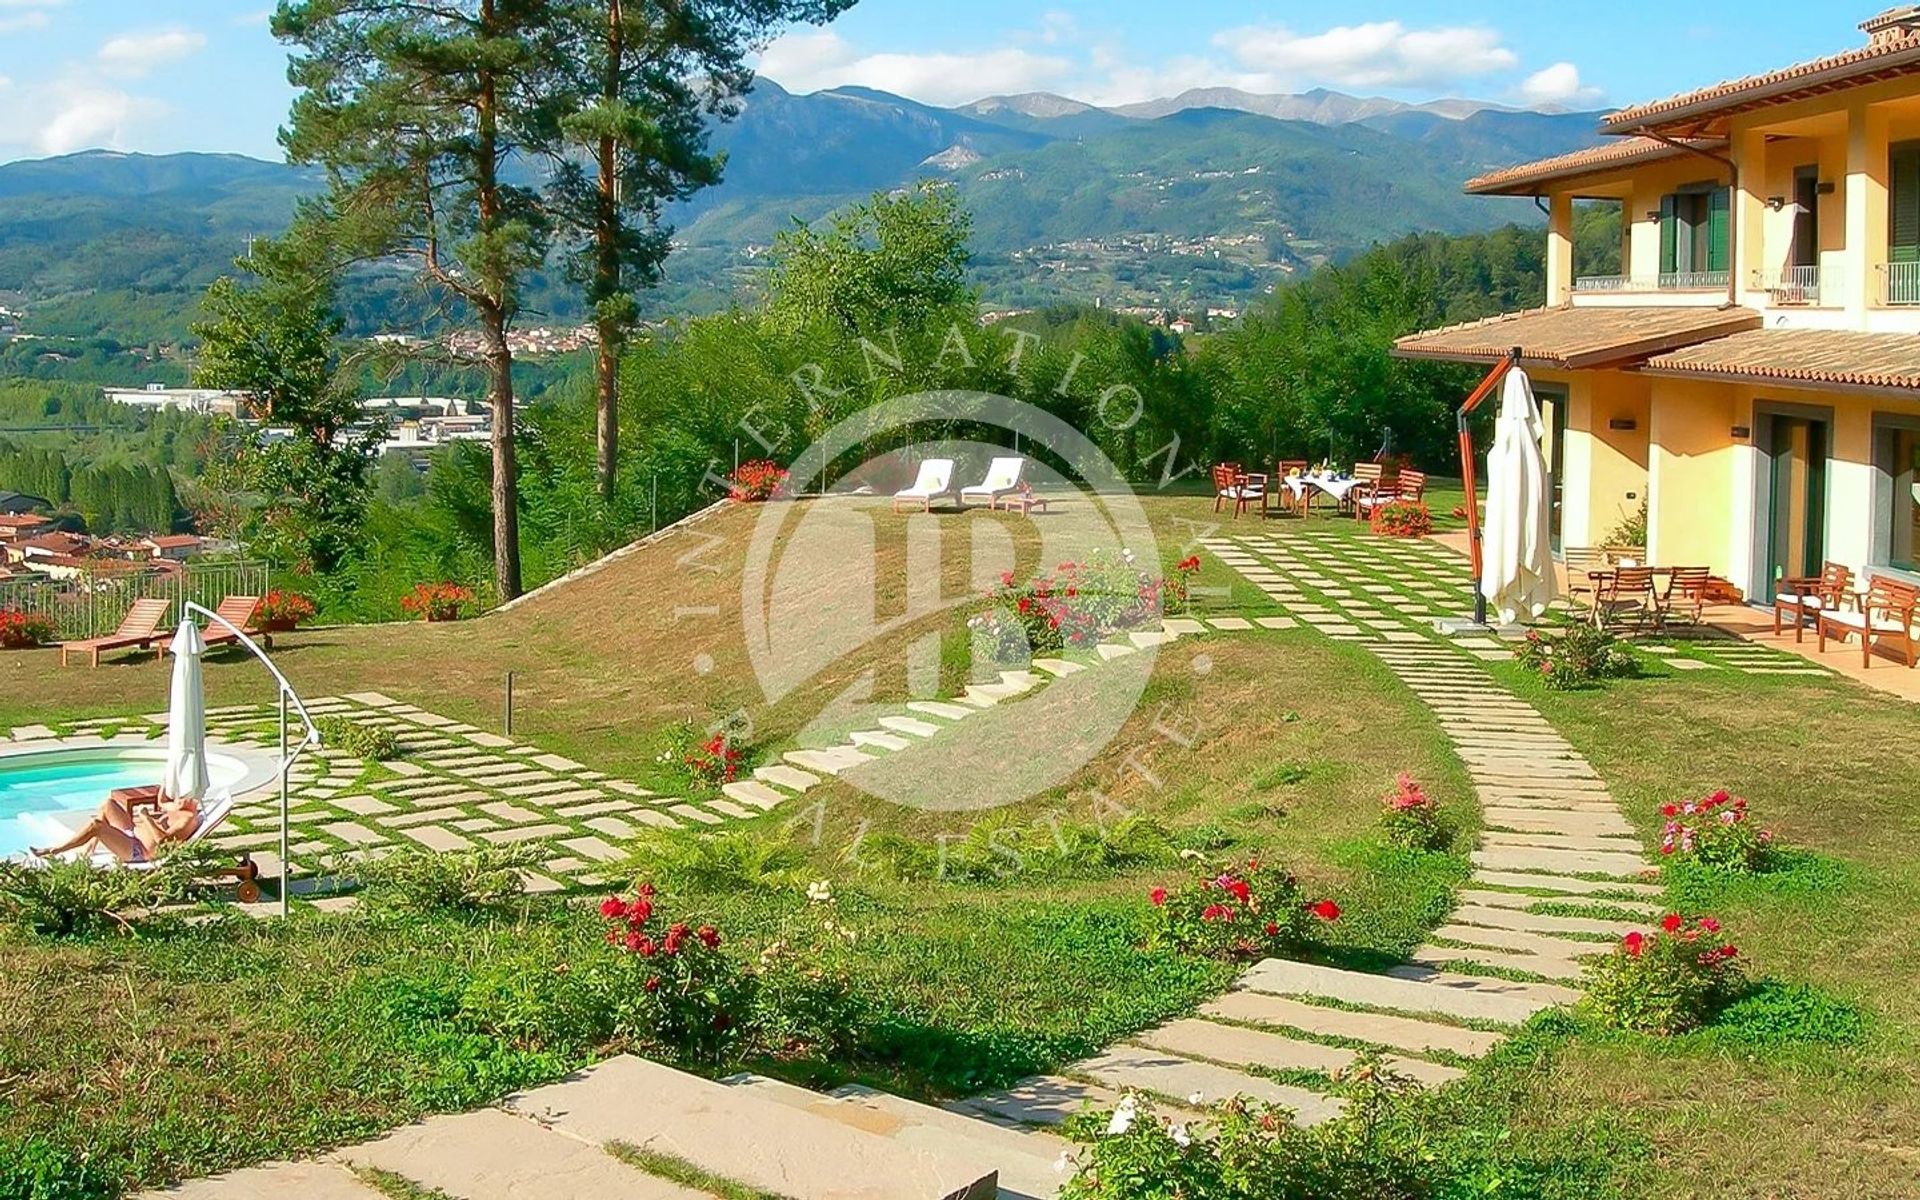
[1393, 306, 1762, 370]
[1604, 13, 1920, 134]
[1465, 139, 1718, 196]
[1643, 328, 1920, 391]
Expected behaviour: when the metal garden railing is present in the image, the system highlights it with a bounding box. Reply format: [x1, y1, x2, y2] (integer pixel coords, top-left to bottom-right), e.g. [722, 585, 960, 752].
[0, 559, 271, 640]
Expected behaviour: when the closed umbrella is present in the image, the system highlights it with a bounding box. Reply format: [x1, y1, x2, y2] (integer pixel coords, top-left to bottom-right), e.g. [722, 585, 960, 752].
[161, 619, 208, 802]
[1479, 368, 1557, 625]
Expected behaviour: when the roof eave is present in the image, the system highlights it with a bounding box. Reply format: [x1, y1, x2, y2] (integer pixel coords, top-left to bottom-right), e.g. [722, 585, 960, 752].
[1637, 364, 1920, 397]
[1600, 45, 1920, 136]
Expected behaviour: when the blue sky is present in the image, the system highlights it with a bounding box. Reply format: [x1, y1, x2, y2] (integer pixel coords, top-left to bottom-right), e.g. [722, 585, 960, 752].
[0, 1, 1863, 163]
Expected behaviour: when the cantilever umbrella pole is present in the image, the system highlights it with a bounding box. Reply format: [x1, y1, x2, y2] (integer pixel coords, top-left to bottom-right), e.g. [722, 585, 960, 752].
[1455, 346, 1524, 628]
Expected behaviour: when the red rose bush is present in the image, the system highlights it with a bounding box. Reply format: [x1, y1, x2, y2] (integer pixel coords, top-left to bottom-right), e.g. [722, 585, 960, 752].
[1659, 789, 1774, 873]
[1582, 911, 1742, 1034]
[1149, 856, 1338, 961]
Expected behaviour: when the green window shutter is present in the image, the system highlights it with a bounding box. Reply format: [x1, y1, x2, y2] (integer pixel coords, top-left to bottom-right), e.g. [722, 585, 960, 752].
[1659, 195, 1678, 274]
[1891, 143, 1920, 263]
[1707, 187, 1730, 273]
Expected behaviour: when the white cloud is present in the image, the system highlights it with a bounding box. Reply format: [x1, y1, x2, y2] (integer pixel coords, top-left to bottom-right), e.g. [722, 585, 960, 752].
[1218, 21, 1517, 90]
[233, 8, 274, 28]
[0, 0, 60, 33]
[97, 29, 208, 77]
[757, 29, 1072, 105]
[1517, 62, 1603, 108]
[23, 80, 163, 154]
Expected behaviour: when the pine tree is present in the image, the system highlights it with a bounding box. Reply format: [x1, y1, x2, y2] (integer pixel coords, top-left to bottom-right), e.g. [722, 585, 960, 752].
[275, 0, 564, 600]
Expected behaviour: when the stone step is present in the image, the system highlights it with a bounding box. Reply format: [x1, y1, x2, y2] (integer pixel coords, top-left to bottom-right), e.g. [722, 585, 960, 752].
[723, 1075, 1064, 1200]
[506, 1056, 997, 1200]
[1238, 959, 1572, 1025]
[951, 1075, 1129, 1130]
[333, 1108, 708, 1200]
[1134, 1018, 1463, 1088]
[1470, 868, 1664, 898]
[1432, 923, 1607, 961]
[135, 1162, 388, 1199]
[1451, 903, 1642, 938]
[1483, 830, 1645, 855]
[1200, 990, 1502, 1059]
[784, 746, 876, 775]
[1409, 944, 1585, 982]
[1457, 888, 1663, 920]
[1481, 807, 1636, 836]
[721, 780, 787, 811]
[1471, 846, 1649, 879]
[1070, 1046, 1346, 1125]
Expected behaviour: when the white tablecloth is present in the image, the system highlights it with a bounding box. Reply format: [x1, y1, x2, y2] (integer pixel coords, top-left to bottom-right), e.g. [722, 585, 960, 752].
[1284, 474, 1360, 502]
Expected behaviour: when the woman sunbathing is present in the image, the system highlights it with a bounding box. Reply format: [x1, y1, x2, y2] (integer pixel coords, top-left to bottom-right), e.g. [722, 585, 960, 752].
[31, 786, 202, 864]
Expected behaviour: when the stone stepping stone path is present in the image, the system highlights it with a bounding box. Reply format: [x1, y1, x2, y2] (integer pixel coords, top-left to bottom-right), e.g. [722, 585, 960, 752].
[956, 527, 1661, 1133]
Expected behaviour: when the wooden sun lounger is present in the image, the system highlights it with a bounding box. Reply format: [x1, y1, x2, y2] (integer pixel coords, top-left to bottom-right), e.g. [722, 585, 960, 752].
[200, 595, 273, 650]
[58, 598, 172, 667]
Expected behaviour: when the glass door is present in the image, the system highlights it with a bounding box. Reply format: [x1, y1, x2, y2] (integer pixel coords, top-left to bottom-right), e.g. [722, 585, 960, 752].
[1537, 386, 1568, 555]
[1766, 414, 1829, 585]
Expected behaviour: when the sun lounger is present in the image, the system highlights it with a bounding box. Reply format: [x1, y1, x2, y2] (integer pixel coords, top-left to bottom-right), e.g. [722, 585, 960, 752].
[78, 790, 264, 900]
[58, 598, 172, 667]
[960, 456, 1025, 508]
[200, 595, 273, 650]
[891, 459, 955, 512]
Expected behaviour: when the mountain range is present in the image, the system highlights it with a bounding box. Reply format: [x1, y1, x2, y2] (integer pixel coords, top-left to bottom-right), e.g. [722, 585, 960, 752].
[0, 80, 1605, 345]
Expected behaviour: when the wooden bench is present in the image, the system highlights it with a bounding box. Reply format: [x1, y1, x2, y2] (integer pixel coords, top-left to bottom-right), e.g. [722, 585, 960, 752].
[1774, 560, 1853, 643]
[1818, 576, 1920, 667]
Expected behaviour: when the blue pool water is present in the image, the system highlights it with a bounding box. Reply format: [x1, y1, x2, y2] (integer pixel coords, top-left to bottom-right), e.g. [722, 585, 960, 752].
[0, 754, 164, 858]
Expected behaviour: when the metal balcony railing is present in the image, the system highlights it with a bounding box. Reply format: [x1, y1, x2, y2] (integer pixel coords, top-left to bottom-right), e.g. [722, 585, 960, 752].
[1881, 262, 1920, 306]
[1752, 265, 1829, 305]
[1572, 272, 1729, 294]
[1656, 270, 1729, 291]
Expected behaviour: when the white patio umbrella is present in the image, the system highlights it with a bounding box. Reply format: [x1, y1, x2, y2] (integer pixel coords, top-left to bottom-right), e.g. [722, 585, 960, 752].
[161, 619, 209, 803]
[1479, 368, 1557, 625]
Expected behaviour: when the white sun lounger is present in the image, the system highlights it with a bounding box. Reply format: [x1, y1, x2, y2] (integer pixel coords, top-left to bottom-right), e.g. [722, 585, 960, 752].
[959, 456, 1025, 508]
[891, 458, 956, 512]
[80, 788, 236, 870]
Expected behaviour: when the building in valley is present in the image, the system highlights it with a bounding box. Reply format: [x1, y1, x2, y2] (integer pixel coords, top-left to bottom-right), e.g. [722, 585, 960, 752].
[1396, 6, 1920, 604]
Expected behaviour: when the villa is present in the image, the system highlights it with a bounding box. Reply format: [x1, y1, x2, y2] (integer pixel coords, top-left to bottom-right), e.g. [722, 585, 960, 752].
[1397, 6, 1920, 602]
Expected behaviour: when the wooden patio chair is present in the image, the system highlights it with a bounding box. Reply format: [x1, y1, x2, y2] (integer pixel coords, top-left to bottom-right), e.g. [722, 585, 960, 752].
[1267, 460, 1310, 516]
[1660, 567, 1713, 631]
[1773, 560, 1853, 643]
[58, 598, 172, 667]
[1591, 567, 1657, 632]
[200, 595, 273, 651]
[1818, 576, 1920, 668]
[1346, 462, 1393, 518]
[1355, 467, 1427, 519]
[1212, 464, 1265, 518]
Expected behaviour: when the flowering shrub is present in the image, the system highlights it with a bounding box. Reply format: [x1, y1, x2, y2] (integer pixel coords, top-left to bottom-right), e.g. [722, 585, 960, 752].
[1515, 626, 1639, 689]
[1369, 500, 1432, 538]
[0, 608, 54, 650]
[257, 589, 316, 631]
[1660, 790, 1774, 872]
[1583, 912, 1742, 1034]
[1165, 554, 1202, 615]
[983, 549, 1168, 655]
[600, 884, 751, 1065]
[967, 609, 1031, 666]
[658, 720, 746, 791]
[400, 582, 475, 622]
[1149, 856, 1338, 961]
[1380, 773, 1447, 851]
[726, 460, 788, 502]
[1059, 1061, 1429, 1199]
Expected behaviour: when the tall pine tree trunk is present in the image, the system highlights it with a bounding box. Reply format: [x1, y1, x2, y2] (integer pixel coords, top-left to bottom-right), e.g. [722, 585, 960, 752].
[477, 0, 522, 600]
[593, 0, 623, 505]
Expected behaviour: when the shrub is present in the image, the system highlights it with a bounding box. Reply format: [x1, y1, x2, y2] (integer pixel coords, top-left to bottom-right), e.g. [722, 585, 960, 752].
[0, 1137, 116, 1200]
[966, 608, 1031, 666]
[400, 581, 475, 622]
[726, 459, 788, 502]
[0, 858, 201, 937]
[984, 548, 1167, 653]
[748, 895, 870, 1062]
[456, 957, 611, 1055]
[598, 885, 753, 1066]
[256, 589, 316, 631]
[1165, 554, 1202, 615]
[1582, 912, 1742, 1034]
[1658, 789, 1774, 872]
[1380, 773, 1447, 851]
[1368, 500, 1432, 538]
[621, 829, 806, 893]
[315, 715, 400, 761]
[1515, 625, 1639, 689]
[0, 607, 55, 650]
[353, 846, 540, 914]
[657, 719, 747, 791]
[1149, 855, 1339, 961]
[1059, 1060, 1431, 1199]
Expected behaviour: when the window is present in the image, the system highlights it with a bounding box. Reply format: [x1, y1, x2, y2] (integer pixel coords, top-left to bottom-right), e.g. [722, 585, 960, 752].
[1792, 165, 1819, 269]
[1889, 142, 1920, 302]
[1880, 426, 1920, 572]
[1659, 184, 1729, 281]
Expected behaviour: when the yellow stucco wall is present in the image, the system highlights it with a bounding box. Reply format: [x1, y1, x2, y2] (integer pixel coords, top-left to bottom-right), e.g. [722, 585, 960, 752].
[1647, 379, 1741, 576]
[1531, 368, 1651, 552]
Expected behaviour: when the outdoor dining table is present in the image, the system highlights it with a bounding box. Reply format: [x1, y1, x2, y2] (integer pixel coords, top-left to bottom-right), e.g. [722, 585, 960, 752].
[1581, 566, 1676, 629]
[1279, 473, 1360, 515]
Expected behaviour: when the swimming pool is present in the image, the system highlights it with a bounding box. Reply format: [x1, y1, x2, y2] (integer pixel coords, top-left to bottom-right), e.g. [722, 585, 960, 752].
[0, 746, 254, 859]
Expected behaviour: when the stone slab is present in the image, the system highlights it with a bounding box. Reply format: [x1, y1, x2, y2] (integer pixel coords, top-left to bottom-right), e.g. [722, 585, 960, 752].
[952, 1076, 1124, 1129]
[722, 780, 788, 811]
[1484, 830, 1645, 855]
[1451, 903, 1642, 938]
[480, 823, 571, 845]
[1471, 846, 1649, 879]
[1072, 1046, 1344, 1125]
[584, 815, 636, 840]
[320, 821, 386, 846]
[398, 826, 472, 852]
[1409, 945, 1585, 982]
[907, 701, 976, 722]
[1200, 990, 1502, 1060]
[479, 801, 544, 824]
[877, 715, 942, 738]
[1135, 1018, 1462, 1089]
[1469, 868, 1664, 898]
[1238, 959, 1572, 1025]
[558, 836, 624, 863]
[135, 1162, 388, 1200]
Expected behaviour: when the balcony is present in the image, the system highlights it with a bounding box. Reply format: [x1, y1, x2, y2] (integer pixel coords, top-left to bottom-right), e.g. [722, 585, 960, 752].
[1881, 262, 1920, 306]
[1751, 265, 1832, 306]
[1571, 272, 1729, 295]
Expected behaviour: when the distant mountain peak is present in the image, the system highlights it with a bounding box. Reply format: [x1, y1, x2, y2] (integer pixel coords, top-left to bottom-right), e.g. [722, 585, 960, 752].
[963, 93, 1096, 119]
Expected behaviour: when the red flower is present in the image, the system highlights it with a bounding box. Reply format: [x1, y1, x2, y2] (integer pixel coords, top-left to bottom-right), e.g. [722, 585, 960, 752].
[1149, 887, 1168, 906]
[644, 975, 661, 992]
[697, 925, 720, 948]
[634, 936, 657, 957]
[1202, 904, 1233, 922]
[1263, 921, 1280, 938]
[1661, 913, 1684, 933]
[1225, 878, 1252, 904]
[1699, 917, 1721, 933]
[623, 929, 646, 953]
[1661, 804, 1679, 817]
[637, 882, 656, 898]
[1309, 899, 1340, 922]
[1718, 944, 1738, 960]
[629, 897, 653, 925]
[1623, 931, 1645, 957]
[600, 896, 627, 919]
